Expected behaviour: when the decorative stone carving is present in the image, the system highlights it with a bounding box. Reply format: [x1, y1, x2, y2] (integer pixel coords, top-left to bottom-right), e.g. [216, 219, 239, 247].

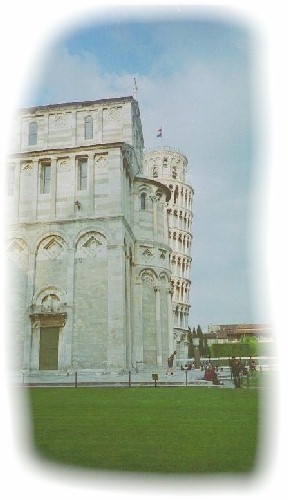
[140, 269, 155, 285]
[142, 248, 153, 261]
[21, 163, 33, 176]
[7, 239, 27, 262]
[75, 231, 106, 258]
[95, 155, 107, 168]
[103, 106, 121, 122]
[36, 236, 66, 261]
[41, 293, 61, 312]
[83, 235, 102, 256]
[54, 113, 67, 128]
[43, 237, 64, 260]
[30, 285, 67, 326]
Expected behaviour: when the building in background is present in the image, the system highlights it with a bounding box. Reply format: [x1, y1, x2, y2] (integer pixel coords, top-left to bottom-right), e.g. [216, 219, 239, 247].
[143, 148, 193, 358]
[205, 323, 273, 345]
[6, 96, 194, 372]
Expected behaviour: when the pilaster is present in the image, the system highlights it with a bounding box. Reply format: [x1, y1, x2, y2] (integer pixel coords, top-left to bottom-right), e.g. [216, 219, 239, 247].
[154, 285, 162, 365]
[107, 244, 126, 367]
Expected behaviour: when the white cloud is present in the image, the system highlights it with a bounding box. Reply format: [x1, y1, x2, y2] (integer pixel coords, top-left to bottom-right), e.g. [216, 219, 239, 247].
[21, 47, 134, 106]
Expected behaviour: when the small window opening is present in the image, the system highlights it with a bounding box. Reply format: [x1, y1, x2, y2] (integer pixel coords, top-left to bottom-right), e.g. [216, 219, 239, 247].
[40, 162, 51, 194]
[140, 192, 146, 210]
[78, 158, 88, 191]
[29, 122, 38, 146]
[84, 116, 93, 140]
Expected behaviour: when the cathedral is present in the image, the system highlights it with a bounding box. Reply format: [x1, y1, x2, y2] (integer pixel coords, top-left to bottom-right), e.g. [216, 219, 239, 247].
[6, 96, 193, 371]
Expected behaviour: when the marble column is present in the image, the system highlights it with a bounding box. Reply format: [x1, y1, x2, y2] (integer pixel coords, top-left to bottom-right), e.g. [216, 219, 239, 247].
[23, 250, 36, 370]
[167, 287, 174, 355]
[58, 246, 75, 369]
[154, 285, 162, 365]
[50, 157, 57, 219]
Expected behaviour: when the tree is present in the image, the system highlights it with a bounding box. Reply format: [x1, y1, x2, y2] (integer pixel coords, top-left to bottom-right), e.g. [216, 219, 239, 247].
[187, 328, 194, 358]
[196, 325, 203, 336]
[195, 324, 207, 357]
[198, 334, 204, 355]
[202, 334, 210, 357]
[210, 341, 258, 358]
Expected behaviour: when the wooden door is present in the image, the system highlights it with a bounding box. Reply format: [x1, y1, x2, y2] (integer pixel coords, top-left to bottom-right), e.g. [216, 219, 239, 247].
[39, 327, 59, 370]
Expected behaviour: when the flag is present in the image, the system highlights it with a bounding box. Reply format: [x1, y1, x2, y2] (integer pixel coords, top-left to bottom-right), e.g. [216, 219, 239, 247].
[157, 127, 162, 138]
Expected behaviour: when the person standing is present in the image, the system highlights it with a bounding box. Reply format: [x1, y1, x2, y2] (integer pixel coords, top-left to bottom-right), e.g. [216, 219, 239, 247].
[166, 351, 177, 375]
[231, 357, 241, 388]
[249, 356, 256, 372]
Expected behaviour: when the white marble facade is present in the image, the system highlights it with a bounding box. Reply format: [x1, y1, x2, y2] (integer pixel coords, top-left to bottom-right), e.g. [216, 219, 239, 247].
[6, 96, 193, 371]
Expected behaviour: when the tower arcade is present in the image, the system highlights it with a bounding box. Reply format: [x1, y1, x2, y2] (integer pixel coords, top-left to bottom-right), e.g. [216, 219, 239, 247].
[144, 147, 194, 356]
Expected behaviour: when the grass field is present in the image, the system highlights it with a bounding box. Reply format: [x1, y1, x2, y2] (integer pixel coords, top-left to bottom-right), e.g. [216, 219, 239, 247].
[27, 386, 260, 474]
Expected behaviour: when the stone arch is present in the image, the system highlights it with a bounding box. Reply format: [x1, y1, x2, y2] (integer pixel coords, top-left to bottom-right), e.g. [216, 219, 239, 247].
[140, 191, 146, 210]
[6, 237, 29, 265]
[34, 234, 68, 306]
[32, 284, 67, 308]
[74, 226, 111, 248]
[139, 268, 157, 285]
[36, 234, 67, 261]
[138, 183, 151, 195]
[159, 272, 170, 285]
[138, 184, 152, 210]
[75, 230, 108, 258]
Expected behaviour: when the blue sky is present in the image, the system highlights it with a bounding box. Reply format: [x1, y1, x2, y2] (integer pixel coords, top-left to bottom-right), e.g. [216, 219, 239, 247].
[18, 7, 270, 331]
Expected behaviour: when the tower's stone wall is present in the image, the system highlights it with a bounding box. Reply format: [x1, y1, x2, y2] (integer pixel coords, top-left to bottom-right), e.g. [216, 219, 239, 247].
[144, 148, 194, 356]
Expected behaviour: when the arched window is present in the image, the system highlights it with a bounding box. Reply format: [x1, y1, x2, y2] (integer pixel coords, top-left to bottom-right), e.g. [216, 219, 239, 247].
[84, 116, 93, 140]
[28, 122, 38, 146]
[140, 192, 146, 210]
[173, 187, 178, 204]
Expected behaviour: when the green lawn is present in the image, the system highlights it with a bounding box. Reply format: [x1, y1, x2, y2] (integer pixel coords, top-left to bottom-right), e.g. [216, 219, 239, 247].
[27, 387, 260, 474]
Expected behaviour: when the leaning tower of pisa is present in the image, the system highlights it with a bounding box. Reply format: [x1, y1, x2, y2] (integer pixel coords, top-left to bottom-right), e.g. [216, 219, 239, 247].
[143, 147, 194, 357]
